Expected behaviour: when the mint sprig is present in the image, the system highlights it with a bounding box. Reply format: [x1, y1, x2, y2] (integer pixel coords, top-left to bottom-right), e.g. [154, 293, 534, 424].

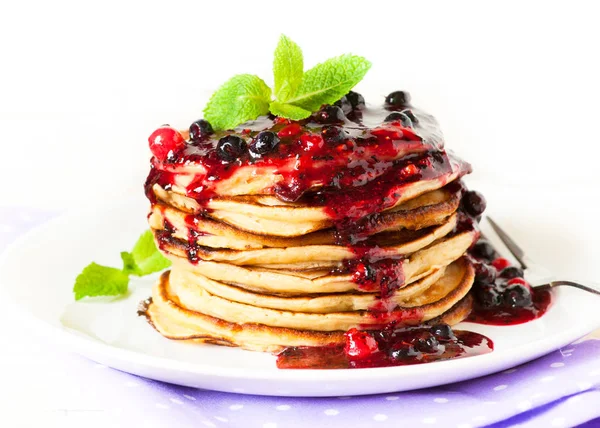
[203, 35, 371, 130]
[73, 230, 170, 300]
[204, 74, 272, 131]
[273, 35, 304, 102]
[283, 54, 371, 112]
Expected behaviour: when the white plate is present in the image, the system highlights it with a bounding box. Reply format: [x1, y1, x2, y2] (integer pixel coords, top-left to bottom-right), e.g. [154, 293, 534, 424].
[1, 193, 599, 397]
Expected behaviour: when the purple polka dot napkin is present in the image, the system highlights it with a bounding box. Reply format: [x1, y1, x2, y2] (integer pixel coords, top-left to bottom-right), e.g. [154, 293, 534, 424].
[1, 208, 599, 428]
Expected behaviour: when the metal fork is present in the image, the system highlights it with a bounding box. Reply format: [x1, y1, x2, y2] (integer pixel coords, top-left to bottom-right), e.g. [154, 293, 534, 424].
[487, 217, 600, 296]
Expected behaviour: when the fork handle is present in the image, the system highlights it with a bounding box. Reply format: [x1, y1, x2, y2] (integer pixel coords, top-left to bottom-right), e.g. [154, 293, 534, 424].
[547, 280, 600, 296]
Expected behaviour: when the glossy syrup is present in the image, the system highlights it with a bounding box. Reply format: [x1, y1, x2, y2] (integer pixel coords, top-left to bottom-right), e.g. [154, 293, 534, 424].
[467, 287, 552, 325]
[276, 326, 493, 369]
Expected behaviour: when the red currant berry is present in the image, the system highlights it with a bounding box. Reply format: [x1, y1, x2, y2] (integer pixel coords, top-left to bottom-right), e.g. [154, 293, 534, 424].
[277, 123, 302, 139]
[148, 126, 186, 161]
[344, 328, 379, 359]
[299, 133, 324, 152]
[491, 257, 511, 271]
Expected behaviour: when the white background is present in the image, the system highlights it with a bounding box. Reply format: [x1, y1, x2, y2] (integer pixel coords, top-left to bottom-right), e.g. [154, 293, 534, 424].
[1, 1, 600, 427]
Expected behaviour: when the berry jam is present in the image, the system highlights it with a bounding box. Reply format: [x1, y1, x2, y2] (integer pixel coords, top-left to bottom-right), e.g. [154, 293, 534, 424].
[467, 288, 552, 325]
[467, 239, 553, 325]
[276, 324, 493, 369]
[144, 105, 471, 218]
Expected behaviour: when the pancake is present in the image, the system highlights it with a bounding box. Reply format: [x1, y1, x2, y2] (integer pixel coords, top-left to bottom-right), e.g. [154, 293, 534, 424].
[150, 165, 465, 237]
[155, 213, 458, 266]
[143, 258, 474, 352]
[160, 229, 477, 295]
[148, 187, 461, 250]
[167, 265, 447, 313]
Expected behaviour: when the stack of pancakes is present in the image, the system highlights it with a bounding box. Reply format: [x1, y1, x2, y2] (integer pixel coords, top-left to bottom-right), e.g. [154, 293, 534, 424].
[143, 104, 478, 353]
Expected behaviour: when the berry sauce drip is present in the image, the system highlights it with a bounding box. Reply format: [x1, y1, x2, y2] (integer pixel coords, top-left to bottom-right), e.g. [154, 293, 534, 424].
[144, 101, 471, 221]
[184, 214, 205, 264]
[466, 239, 553, 325]
[276, 324, 493, 369]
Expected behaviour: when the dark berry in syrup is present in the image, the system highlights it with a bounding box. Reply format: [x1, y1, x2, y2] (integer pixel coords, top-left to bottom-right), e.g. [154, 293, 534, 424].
[322, 126, 346, 144]
[384, 111, 413, 127]
[385, 91, 411, 107]
[189, 119, 213, 143]
[499, 266, 524, 280]
[474, 284, 503, 308]
[216, 135, 247, 162]
[148, 126, 186, 162]
[402, 109, 419, 124]
[334, 96, 353, 114]
[389, 345, 412, 360]
[503, 284, 532, 308]
[462, 190, 487, 217]
[430, 324, 454, 341]
[471, 240, 496, 260]
[346, 91, 365, 109]
[474, 262, 497, 283]
[414, 332, 439, 353]
[249, 131, 280, 157]
[314, 105, 346, 124]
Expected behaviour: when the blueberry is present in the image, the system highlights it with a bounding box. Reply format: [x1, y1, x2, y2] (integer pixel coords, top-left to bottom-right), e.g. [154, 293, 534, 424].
[216, 135, 247, 162]
[314, 105, 346, 124]
[321, 126, 346, 144]
[499, 266, 524, 280]
[385, 91, 411, 107]
[334, 96, 353, 114]
[346, 91, 365, 109]
[414, 332, 439, 353]
[503, 284, 532, 308]
[384, 112, 413, 127]
[471, 240, 496, 260]
[462, 190, 487, 217]
[401, 109, 419, 123]
[189, 119, 213, 142]
[430, 324, 454, 341]
[389, 345, 412, 360]
[249, 131, 279, 157]
[372, 329, 393, 347]
[474, 262, 497, 283]
[474, 285, 502, 308]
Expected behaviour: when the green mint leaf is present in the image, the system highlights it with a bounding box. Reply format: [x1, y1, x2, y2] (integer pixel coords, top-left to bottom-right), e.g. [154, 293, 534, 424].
[269, 101, 312, 120]
[273, 35, 304, 102]
[204, 74, 272, 131]
[73, 262, 129, 301]
[129, 230, 171, 276]
[120, 251, 141, 275]
[284, 54, 371, 112]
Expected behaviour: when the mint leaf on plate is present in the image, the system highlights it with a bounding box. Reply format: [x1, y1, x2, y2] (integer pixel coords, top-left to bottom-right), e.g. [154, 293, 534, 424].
[127, 230, 171, 276]
[73, 263, 129, 301]
[269, 101, 312, 120]
[204, 74, 272, 131]
[273, 35, 304, 102]
[284, 54, 371, 112]
[74, 230, 170, 300]
[120, 251, 141, 275]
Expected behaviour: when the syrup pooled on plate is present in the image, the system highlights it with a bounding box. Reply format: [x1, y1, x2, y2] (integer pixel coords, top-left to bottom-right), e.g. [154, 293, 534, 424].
[277, 324, 493, 369]
[467, 240, 553, 325]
